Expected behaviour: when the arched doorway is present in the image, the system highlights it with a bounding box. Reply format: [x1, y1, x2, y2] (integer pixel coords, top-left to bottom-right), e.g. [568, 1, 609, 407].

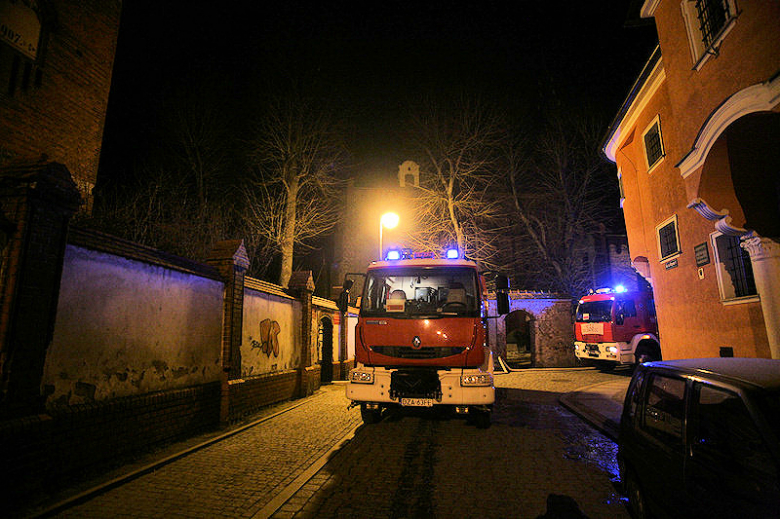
[504, 310, 535, 368]
[690, 110, 780, 359]
[319, 317, 334, 384]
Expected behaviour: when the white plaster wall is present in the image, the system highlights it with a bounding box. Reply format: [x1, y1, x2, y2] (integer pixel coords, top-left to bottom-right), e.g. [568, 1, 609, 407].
[347, 311, 358, 359]
[43, 245, 224, 405]
[241, 289, 301, 377]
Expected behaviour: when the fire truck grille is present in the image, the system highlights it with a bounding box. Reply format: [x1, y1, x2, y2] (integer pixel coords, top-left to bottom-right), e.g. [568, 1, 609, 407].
[389, 370, 443, 400]
[371, 346, 465, 360]
[583, 334, 602, 342]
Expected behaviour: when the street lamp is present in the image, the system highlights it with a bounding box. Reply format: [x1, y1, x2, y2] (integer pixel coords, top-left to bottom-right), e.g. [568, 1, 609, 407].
[379, 212, 399, 259]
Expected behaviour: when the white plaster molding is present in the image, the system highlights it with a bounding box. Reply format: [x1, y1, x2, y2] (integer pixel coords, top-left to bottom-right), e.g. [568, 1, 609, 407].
[677, 76, 780, 178]
[687, 197, 748, 236]
[640, 0, 661, 18]
[741, 232, 780, 261]
[604, 62, 666, 163]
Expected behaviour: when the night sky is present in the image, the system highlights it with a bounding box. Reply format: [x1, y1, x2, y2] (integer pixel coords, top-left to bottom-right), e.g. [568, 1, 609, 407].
[97, 1, 658, 186]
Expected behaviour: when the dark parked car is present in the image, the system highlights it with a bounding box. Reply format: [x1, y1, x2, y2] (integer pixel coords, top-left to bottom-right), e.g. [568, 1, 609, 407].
[618, 358, 780, 518]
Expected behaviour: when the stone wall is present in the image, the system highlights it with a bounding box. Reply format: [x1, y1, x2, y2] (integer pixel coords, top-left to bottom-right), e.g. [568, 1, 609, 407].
[487, 291, 576, 368]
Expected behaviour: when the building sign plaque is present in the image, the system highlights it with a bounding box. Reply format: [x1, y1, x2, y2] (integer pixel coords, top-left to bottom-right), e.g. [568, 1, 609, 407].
[664, 259, 678, 270]
[694, 242, 710, 267]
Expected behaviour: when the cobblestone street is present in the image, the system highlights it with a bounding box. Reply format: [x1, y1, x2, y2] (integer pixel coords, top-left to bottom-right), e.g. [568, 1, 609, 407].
[33, 368, 631, 519]
[272, 368, 629, 518]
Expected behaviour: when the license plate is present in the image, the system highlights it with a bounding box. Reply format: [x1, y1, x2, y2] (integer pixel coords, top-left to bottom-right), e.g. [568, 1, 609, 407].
[586, 344, 599, 356]
[401, 398, 434, 407]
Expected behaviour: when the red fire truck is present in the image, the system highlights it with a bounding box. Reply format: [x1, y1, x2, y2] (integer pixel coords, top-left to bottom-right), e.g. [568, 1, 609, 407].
[337, 249, 509, 427]
[574, 287, 661, 369]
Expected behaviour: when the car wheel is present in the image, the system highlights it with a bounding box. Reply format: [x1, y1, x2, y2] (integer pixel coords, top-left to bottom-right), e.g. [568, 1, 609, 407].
[360, 404, 382, 424]
[624, 468, 648, 519]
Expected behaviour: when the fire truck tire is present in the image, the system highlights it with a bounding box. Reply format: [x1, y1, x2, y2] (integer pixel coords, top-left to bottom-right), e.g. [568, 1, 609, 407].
[360, 404, 382, 424]
[470, 409, 491, 429]
[635, 342, 661, 364]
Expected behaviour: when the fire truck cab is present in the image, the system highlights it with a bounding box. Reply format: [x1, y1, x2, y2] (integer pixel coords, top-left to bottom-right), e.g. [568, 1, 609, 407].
[338, 249, 509, 427]
[574, 287, 661, 369]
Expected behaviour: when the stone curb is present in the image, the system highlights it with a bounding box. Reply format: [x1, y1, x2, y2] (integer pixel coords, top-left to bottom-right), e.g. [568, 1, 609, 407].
[558, 380, 628, 442]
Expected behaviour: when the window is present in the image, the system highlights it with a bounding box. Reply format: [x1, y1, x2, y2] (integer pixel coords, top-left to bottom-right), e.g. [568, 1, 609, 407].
[617, 169, 625, 208]
[691, 384, 777, 485]
[656, 215, 681, 261]
[642, 116, 665, 171]
[642, 374, 686, 444]
[681, 0, 739, 69]
[361, 267, 479, 318]
[575, 301, 613, 323]
[711, 232, 757, 303]
[625, 369, 646, 426]
[615, 300, 637, 325]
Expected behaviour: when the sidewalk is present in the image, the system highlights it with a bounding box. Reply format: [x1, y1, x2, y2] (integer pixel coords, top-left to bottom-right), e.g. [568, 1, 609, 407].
[559, 377, 630, 441]
[20, 383, 361, 518]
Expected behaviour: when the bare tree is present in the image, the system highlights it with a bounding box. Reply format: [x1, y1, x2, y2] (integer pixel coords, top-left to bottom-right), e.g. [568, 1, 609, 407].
[405, 96, 507, 267]
[506, 109, 619, 296]
[243, 94, 347, 286]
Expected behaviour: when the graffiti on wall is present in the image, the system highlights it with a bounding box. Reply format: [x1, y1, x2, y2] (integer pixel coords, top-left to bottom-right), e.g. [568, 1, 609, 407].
[250, 319, 281, 357]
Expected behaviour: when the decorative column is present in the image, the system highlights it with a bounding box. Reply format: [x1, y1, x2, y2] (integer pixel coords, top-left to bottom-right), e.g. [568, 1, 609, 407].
[206, 240, 250, 422]
[288, 271, 316, 397]
[741, 233, 780, 359]
[0, 162, 81, 418]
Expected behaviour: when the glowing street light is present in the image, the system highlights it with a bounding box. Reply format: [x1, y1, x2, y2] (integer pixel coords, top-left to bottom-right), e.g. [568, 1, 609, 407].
[379, 212, 399, 259]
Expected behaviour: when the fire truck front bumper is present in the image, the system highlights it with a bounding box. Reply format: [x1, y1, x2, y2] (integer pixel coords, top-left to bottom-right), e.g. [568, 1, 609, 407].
[346, 366, 495, 406]
[574, 341, 633, 363]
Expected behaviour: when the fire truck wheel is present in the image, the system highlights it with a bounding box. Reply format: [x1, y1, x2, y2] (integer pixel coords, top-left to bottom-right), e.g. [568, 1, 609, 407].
[635, 343, 661, 364]
[360, 404, 382, 424]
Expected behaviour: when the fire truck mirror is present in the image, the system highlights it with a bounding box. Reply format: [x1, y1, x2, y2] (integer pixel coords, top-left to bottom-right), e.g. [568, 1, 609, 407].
[495, 274, 509, 290]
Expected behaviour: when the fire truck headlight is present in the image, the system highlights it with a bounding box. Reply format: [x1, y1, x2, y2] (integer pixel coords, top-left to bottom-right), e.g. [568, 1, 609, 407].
[460, 373, 493, 387]
[349, 370, 374, 384]
[606, 346, 618, 355]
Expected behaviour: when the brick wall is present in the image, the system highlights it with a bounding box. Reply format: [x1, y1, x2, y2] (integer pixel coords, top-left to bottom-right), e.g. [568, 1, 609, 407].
[1, 382, 221, 510]
[0, 0, 121, 208]
[227, 370, 298, 421]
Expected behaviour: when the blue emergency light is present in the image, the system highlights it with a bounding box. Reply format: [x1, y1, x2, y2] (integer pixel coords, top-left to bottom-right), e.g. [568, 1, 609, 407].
[446, 248, 459, 259]
[385, 250, 401, 260]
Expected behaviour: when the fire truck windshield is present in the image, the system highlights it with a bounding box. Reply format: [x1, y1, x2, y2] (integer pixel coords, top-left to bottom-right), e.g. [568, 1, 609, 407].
[362, 267, 479, 318]
[575, 301, 613, 322]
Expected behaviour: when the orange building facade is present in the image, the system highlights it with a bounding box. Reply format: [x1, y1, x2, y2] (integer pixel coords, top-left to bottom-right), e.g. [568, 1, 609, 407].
[603, 1, 780, 360]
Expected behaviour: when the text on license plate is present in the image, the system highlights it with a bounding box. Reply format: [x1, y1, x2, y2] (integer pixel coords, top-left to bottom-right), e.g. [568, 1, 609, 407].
[401, 398, 434, 407]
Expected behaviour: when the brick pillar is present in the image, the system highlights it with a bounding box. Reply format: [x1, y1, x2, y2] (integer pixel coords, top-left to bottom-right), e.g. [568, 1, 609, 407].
[206, 240, 250, 422]
[0, 162, 80, 418]
[288, 271, 316, 397]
